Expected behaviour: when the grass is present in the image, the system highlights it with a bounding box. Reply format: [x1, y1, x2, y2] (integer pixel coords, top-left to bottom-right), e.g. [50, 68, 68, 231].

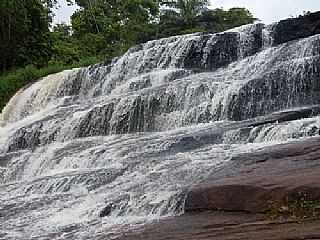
[0, 57, 101, 113]
[267, 192, 320, 221]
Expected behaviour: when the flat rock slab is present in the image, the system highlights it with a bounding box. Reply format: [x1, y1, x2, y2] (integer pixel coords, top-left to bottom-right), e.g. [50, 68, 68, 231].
[118, 211, 320, 240]
[186, 137, 320, 213]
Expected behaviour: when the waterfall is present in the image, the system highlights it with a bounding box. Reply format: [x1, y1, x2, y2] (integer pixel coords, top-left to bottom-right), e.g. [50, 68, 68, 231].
[1, 19, 320, 239]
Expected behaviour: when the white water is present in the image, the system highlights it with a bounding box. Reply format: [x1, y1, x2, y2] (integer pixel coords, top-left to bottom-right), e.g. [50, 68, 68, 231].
[1, 22, 320, 239]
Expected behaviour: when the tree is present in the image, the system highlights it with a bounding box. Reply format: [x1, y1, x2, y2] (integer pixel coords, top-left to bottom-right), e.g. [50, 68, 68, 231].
[161, 0, 209, 26]
[50, 23, 81, 65]
[70, 0, 159, 58]
[0, 0, 53, 72]
[158, 0, 209, 36]
[158, 2, 256, 37]
[198, 8, 256, 33]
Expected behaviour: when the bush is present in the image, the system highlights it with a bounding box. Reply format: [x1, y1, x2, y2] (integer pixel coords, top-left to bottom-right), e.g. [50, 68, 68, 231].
[268, 192, 320, 221]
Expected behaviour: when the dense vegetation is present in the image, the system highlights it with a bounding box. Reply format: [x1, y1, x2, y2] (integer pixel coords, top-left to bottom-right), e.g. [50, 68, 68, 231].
[0, 0, 255, 112]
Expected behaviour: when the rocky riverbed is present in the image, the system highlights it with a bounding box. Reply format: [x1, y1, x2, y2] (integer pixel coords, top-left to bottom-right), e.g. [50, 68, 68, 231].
[120, 137, 320, 240]
[1, 11, 320, 240]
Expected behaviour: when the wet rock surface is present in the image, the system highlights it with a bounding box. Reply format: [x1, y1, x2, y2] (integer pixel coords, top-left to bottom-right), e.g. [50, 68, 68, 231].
[118, 211, 320, 240]
[118, 137, 320, 240]
[274, 11, 320, 45]
[185, 137, 320, 213]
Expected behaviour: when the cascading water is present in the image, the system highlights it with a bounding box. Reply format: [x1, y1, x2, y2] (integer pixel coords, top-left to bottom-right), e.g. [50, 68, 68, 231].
[1, 17, 320, 239]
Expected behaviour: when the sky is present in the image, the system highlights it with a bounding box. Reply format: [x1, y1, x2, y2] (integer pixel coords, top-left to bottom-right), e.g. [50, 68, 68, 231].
[53, 1, 78, 25]
[54, 0, 320, 25]
[211, 0, 320, 23]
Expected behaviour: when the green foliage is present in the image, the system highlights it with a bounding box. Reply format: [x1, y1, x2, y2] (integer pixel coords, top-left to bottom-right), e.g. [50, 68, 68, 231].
[198, 8, 256, 33]
[287, 193, 320, 220]
[71, 0, 159, 44]
[161, 0, 209, 26]
[268, 192, 320, 221]
[158, 2, 256, 37]
[0, 0, 52, 72]
[60, 0, 160, 65]
[50, 24, 82, 65]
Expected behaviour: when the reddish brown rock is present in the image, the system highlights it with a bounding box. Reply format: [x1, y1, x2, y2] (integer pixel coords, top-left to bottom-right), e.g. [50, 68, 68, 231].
[118, 211, 320, 240]
[185, 137, 320, 213]
[117, 137, 320, 240]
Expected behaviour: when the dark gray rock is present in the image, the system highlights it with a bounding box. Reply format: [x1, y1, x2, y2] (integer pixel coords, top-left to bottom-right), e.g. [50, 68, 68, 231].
[99, 204, 113, 218]
[274, 11, 320, 45]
